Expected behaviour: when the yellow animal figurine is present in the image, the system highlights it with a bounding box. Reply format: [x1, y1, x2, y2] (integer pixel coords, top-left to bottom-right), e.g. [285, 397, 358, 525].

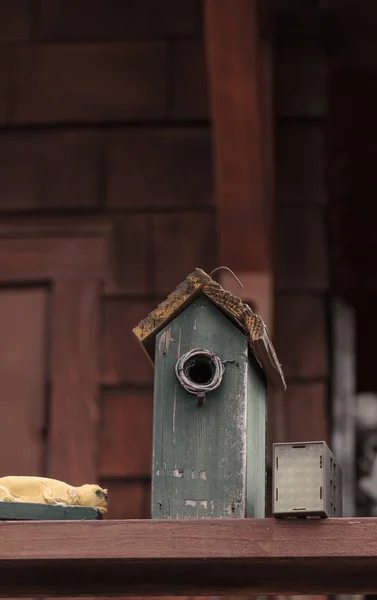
[0, 476, 108, 514]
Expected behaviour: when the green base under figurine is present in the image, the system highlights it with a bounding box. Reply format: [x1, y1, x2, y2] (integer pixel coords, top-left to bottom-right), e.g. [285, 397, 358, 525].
[0, 501, 102, 520]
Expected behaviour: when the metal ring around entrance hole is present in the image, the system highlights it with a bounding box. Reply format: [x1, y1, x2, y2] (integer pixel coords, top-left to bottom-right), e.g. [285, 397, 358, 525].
[175, 348, 225, 405]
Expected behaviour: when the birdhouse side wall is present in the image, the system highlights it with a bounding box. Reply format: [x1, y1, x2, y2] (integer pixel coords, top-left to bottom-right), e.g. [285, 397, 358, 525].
[246, 356, 267, 518]
[152, 294, 249, 519]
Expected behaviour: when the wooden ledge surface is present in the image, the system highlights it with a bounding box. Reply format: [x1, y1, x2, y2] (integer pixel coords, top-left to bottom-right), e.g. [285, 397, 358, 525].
[0, 518, 376, 596]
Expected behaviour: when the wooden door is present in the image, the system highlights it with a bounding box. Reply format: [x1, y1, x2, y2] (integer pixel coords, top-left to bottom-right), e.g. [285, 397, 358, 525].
[0, 220, 110, 485]
[0, 287, 47, 477]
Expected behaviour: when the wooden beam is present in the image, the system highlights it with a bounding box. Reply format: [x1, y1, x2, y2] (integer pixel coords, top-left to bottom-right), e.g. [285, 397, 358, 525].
[331, 298, 356, 517]
[48, 280, 100, 485]
[205, 0, 267, 271]
[1, 518, 377, 596]
[0, 218, 110, 281]
[204, 0, 274, 330]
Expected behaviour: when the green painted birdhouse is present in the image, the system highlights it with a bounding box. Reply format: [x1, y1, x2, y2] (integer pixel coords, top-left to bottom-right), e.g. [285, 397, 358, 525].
[134, 269, 285, 519]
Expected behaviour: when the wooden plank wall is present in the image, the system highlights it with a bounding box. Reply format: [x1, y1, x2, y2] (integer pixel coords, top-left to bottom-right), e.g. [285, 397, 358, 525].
[271, 1, 330, 450]
[0, 0, 332, 525]
[0, 0, 216, 519]
[205, 0, 274, 335]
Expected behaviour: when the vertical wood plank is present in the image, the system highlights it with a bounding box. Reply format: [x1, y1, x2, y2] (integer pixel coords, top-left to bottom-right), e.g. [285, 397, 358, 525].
[275, 37, 326, 118]
[332, 298, 356, 518]
[172, 42, 209, 120]
[205, 0, 268, 272]
[0, 0, 31, 42]
[105, 215, 150, 296]
[274, 295, 328, 379]
[276, 123, 326, 206]
[48, 280, 100, 485]
[259, 19, 275, 243]
[276, 205, 328, 291]
[153, 295, 254, 519]
[0, 288, 47, 475]
[205, 0, 275, 344]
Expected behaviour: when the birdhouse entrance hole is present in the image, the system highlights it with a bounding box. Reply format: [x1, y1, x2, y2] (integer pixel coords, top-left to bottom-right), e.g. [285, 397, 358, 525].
[175, 348, 225, 405]
[185, 353, 214, 385]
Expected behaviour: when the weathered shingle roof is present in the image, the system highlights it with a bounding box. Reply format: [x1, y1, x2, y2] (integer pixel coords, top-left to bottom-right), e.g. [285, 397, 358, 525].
[133, 268, 286, 391]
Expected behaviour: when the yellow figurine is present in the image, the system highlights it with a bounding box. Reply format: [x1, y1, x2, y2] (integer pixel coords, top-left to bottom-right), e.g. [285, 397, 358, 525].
[0, 476, 108, 513]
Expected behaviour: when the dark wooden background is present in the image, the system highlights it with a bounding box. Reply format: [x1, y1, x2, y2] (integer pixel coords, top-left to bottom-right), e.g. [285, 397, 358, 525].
[0, 0, 214, 522]
[0, 0, 331, 536]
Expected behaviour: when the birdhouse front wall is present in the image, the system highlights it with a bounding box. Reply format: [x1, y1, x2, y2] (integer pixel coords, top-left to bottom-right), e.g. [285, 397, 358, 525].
[152, 293, 267, 519]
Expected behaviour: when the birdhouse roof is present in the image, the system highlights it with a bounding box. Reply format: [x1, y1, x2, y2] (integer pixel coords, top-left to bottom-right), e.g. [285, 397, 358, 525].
[133, 268, 286, 391]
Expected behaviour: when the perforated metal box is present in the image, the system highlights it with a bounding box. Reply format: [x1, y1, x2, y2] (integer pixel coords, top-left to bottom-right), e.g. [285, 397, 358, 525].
[273, 441, 342, 518]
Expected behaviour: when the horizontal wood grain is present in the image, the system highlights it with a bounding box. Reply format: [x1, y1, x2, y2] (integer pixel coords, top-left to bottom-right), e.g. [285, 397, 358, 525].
[0, 218, 111, 285]
[0, 236, 108, 280]
[0, 130, 101, 210]
[0, 519, 375, 595]
[0, 218, 111, 239]
[106, 128, 213, 209]
[12, 42, 168, 123]
[34, 0, 202, 41]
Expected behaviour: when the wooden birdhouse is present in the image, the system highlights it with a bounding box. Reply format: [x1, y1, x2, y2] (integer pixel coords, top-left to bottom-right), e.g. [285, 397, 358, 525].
[133, 268, 286, 519]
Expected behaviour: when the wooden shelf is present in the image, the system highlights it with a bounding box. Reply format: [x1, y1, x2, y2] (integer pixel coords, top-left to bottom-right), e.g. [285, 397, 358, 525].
[0, 517, 376, 596]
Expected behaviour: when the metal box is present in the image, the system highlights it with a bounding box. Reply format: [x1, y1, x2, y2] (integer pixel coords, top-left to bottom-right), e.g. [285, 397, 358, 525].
[273, 441, 342, 518]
